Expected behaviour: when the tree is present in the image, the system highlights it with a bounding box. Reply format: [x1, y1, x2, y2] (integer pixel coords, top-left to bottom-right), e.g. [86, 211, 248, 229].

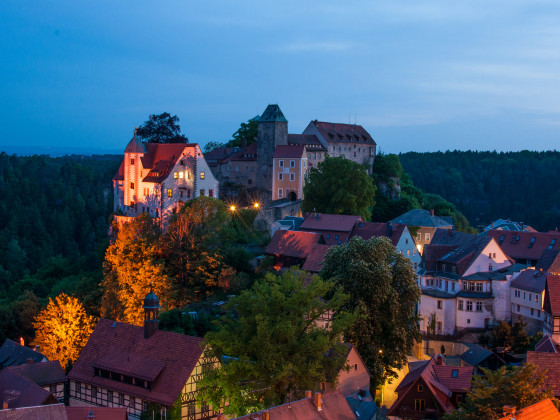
[33, 293, 96, 369]
[203, 141, 224, 153]
[197, 269, 356, 417]
[444, 364, 558, 419]
[302, 157, 376, 220]
[321, 236, 421, 387]
[490, 320, 513, 349]
[511, 319, 530, 353]
[225, 117, 258, 148]
[136, 112, 188, 144]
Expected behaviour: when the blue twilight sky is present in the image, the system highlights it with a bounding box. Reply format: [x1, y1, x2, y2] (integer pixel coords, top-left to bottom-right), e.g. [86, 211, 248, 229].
[2, 1, 560, 154]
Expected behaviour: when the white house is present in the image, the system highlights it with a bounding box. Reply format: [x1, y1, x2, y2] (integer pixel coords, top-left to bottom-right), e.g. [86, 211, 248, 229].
[510, 269, 546, 334]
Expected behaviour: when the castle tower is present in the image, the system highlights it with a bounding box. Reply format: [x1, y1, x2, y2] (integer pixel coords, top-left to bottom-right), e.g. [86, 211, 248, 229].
[123, 128, 146, 210]
[143, 286, 160, 339]
[256, 105, 288, 192]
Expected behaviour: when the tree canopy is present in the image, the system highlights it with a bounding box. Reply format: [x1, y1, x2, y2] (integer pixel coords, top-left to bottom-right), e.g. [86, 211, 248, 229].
[197, 268, 356, 417]
[227, 117, 258, 148]
[302, 156, 376, 220]
[33, 292, 96, 369]
[321, 236, 421, 387]
[444, 364, 557, 419]
[136, 112, 188, 144]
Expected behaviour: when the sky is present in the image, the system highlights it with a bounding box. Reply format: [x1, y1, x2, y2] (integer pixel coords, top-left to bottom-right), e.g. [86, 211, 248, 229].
[2, 1, 560, 154]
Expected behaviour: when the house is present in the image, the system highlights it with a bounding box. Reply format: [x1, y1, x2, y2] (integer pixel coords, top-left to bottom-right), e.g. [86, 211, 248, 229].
[497, 398, 560, 420]
[0, 404, 68, 420]
[387, 355, 474, 419]
[0, 339, 47, 369]
[0, 367, 59, 409]
[324, 344, 371, 398]
[65, 407, 129, 420]
[419, 230, 524, 335]
[272, 145, 307, 202]
[302, 120, 376, 171]
[390, 209, 454, 254]
[459, 343, 505, 372]
[543, 274, 560, 343]
[301, 244, 332, 274]
[351, 222, 421, 272]
[526, 352, 560, 398]
[217, 143, 257, 188]
[299, 213, 363, 246]
[112, 130, 219, 225]
[232, 390, 357, 420]
[265, 230, 325, 270]
[486, 229, 560, 266]
[204, 146, 239, 180]
[510, 269, 547, 334]
[6, 361, 67, 402]
[68, 290, 219, 419]
[537, 249, 560, 274]
[483, 219, 536, 232]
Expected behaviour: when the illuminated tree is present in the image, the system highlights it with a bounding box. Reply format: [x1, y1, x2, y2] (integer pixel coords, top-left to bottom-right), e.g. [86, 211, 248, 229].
[33, 293, 95, 369]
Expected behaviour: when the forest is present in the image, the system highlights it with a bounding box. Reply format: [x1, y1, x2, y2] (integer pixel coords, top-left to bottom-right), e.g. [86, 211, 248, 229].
[399, 150, 560, 231]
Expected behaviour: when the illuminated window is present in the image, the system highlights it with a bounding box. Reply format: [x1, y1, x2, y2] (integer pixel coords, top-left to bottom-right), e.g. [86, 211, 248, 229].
[200, 172, 205, 179]
[179, 172, 184, 179]
[174, 172, 178, 179]
[167, 189, 172, 197]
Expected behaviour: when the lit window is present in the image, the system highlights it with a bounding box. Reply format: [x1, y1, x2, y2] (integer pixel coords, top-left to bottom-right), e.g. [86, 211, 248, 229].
[200, 172, 205, 179]
[174, 172, 178, 179]
[167, 189, 172, 197]
[179, 172, 184, 179]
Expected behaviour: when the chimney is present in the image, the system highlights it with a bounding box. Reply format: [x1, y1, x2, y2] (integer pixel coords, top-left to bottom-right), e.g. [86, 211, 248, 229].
[313, 392, 322, 411]
[430, 209, 435, 216]
[263, 411, 270, 420]
[34, 345, 40, 353]
[436, 355, 444, 365]
[305, 390, 312, 398]
[2, 401, 8, 410]
[503, 406, 516, 416]
[19, 337, 24, 346]
[26, 358, 34, 365]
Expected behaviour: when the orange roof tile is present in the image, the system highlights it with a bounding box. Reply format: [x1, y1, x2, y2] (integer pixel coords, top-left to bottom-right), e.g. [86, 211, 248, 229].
[265, 230, 324, 259]
[497, 398, 560, 420]
[301, 244, 333, 273]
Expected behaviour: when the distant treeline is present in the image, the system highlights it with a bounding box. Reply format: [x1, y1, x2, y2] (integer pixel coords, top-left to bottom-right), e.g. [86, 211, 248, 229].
[399, 150, 560, 231]
[0, 152, 120, 342]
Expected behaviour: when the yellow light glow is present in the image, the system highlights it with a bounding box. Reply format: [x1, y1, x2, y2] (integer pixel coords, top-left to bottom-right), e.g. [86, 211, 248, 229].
[230, 205, 236, 212]
[253, 202, 260, 209]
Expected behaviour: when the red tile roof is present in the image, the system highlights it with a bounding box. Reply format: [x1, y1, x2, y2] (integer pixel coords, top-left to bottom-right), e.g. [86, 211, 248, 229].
[544, 275, 560, 317]
[351, 222, 407, 247]
[0, 368, 58, 408]
[66, 407, 129, 420]
[6, 361, 66, 386]
[0, 404, 68, 420]
[301, 244, 333, 273]
[68, 319, 204, 406]
[487, 230, 560, 261]
[220, 143, 258, 163]
[300, 213, 363, 233]
[497, 398, 560, 420]
[311, 121, 376, 145]
[526, 352, 560, 397]
[112, 160, 125, 181]
[273, 145, 305, 159]
[233, 391, 356, 420]
[265, 230, 323, 259]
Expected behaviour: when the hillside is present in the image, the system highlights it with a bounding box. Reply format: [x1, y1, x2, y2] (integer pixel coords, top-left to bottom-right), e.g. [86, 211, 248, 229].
[399, 150, 560, 231]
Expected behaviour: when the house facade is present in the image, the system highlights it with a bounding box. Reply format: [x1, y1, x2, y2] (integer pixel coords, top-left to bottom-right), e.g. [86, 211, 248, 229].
[510, 269, 546, 334]
[272, 145, 307, 201]
[113, 131, 219, 224]
[543, 274, 560, 343]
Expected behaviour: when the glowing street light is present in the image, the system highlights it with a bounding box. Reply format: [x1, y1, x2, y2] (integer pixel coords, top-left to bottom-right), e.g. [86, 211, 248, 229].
[253, 202, 260, 209]
[230, 205, 237, 212]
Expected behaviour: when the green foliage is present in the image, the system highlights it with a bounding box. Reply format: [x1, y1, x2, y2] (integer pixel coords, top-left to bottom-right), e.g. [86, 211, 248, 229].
[225, 117, 258, 148]
[203, 141, 225, 153]
[321, 236, 421, 388]
[140, 398, 182, 420]
[303, 156, 376, 220]
[400, 150, 560, 231]
[372, 153, 403, 182]
[197, 268, 356, 417]
[158, 309, 196, 336]
[490, 320, 513, 349]
[444, 364, 557, 420]
[488, 320, 532, 353]
[136, 112, 188, 144]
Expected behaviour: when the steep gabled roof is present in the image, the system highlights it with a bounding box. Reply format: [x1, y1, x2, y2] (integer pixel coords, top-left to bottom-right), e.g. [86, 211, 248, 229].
[544, 275, 560, 317]
[390, 209, 453, 228]
[534, 335, 560, 353]
[7, 361, 66, 386]
[0, 339, 47, 369]
[459, 343, 495, 367]
[351, 222, 407, 247]
[140, 143, 193, 170]
[300, 213, 363, 233]
[259, 105, 288, 122]
[220, 142, 258, 163]
[124, 132, 146, 154]
[537, 249, 560, 274]
[112, 160, 125, 181]
[68, 319, 204, 407]
[301, 244, 333, 273]
[0, 368, 58, 408]
[273, 145, 305, 159]
[265, 230, 324, 259]
[310, 121, 376, 145]
[486, 229, 560, 261]
[497, 398, 560, 420]
[511, 269, 547, 293]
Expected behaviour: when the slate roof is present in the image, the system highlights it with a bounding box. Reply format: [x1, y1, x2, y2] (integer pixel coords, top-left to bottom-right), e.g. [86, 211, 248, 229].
[300, 213, 363, 233]
[66, 407, 129, 420]
[497, 398, 560, 420]
[273, 145, 306, 159]
[511, 269, 547, 293]
[68, 318, 204, 407]
[526, 352, 560, 396]
[462, 264, 525, 281]
[459, 343, 494, 367]
[0, 368, 58, 408]
[287, 134, 325, 150]
[124, 131, 146, 154]
[486, 229, 560, 261]
[537, 249, 560, 274]
[544, 275, 560, 317]
[259, 104, 288, 122]
[265, 230, 324, 260]
[0, 339, 47, 369]
[432, 228, 477, 246]
[390, 209, 453, 228]
[0, 404, 68, 420]
[351, 222, 407, 247]
[203, 146, 239, 164]
[483, 219, 536, 232]
[301, 244, 332, 273]
[233, 391, 356, 420]
[345, 389, 377, 420]
[221, 142, 258, 163]
[534, 335, 560, 353]
[6, 361, 66, 386]
[309, 121, 376, 145]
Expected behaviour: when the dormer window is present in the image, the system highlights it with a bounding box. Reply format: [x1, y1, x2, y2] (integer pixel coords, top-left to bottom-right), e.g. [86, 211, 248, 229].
[452, 369, 458, 378]
[550, 239, 557, 249]
[529, 237, 536, 248]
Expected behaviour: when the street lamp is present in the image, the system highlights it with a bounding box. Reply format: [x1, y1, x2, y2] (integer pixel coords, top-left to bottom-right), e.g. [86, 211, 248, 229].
[253, 202, 260, 209]
[230, 205, 237, 212]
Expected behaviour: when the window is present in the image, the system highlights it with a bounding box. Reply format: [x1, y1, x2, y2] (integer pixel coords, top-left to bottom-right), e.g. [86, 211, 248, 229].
[517, 304, 520, 312]
[143, 401, 148, 411]
[143, 188, 149, 196]
[452, 369, 458, 378]
[92, 386, 97, 398]
[76, 382, 81, 393]
[476, 283, 483, 292]
[200, 172, 205, 179]
[290, 160, 295, 167]
[167, 189, 172, 197]
[417, 233, 421, 241]
[354, 363, 358, 371]
[452, 282, 455, 291]
[415, 399, 425, 411]
[425, 233, 431, 241]
[179, 171, 184, 179]
[467, 318, 471, 324]
[531, 308, 534, 316]
[476, 302, 483, 312]
[290, 173, 295, 181]
[188, 403, 196, 415]
[279, 160, 284, 167]
[538, 310, 541, 318]
[209, 189, 213, 197]
[417, 384, 424, 392]
[120, 393, 125, 405]
[278, 189, 283, 198]
[407, 250, 410, 256]
[335, 235, 339, 240]
[235, 165, 239, 172]
[466, 301, 473, 311]
[414, 262, 418, 270]
[458, 300, 464, 311]
[326, 234, 330, 239]
[529, 293, 532, 301]
[130, 158, 135, 165]
[49, 384, 56, 393]
[108, 391, 113, 403]
[413, 249, 416, 256]
[200, 189, 205, 196]
[130, 182, 135, 189]
[251, 166, 255, 172]
[278, 173, 283, 181]
[130, 397, 135, 408]
[174, 172, 178, 179]
[555, 317, 560, 332]
[437, 300, 442, 309]
[536, 295, 539, 302]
